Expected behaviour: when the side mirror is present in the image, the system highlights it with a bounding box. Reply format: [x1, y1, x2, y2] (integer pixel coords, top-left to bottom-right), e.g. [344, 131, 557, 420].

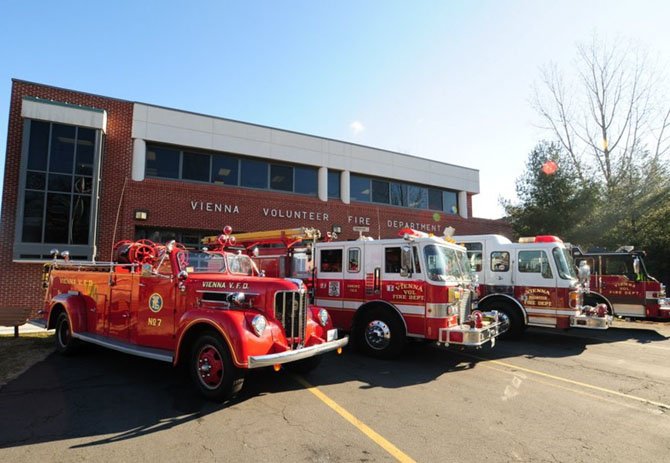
[633, 257, 641, 275]
[177, 270, 188, 281]
[400, 245, 412, 277]
[578, 260, 591, 290]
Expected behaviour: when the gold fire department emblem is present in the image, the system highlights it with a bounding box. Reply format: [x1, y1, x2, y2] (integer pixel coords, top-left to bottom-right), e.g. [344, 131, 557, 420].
[149, 293, 163, 313]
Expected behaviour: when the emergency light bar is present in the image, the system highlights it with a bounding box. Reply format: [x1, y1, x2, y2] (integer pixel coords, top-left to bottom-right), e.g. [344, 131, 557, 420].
[518, 235, 563, 244]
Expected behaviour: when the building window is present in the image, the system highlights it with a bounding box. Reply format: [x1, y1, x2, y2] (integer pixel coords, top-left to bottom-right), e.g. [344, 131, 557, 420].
[371, 180, 389, 204]
[428, 188, 443, 211]
[328, 170, 341, 199]
[270, 164, 293, 192]
[212, 154, 239, 185]
[182, 151, 210, 182]
[145, 144, 317, 196]
[350, 174, 370, 202]
[294, 166, 317, 195]
[443, 191, 458, 214]
[135, 227, 219, 249]
[407, 185, 428, 209]
[390, 183, 407, 207]
[16, 119, 101, 259]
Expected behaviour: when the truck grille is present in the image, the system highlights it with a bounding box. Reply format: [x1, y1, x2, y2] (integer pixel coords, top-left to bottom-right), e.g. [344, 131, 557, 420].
[274, 291, 307, 348]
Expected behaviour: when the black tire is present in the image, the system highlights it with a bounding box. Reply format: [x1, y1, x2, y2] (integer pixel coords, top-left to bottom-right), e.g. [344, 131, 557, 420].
[55, 312, 79, 355]
[354, 306, 406, 359]
[285, 355, 322, 374]
[190, 333, 244, 402]
[482, 301, 525, 340]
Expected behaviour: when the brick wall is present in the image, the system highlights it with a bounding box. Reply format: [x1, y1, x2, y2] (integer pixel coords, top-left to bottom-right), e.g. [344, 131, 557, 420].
[0, 80, 511, 315]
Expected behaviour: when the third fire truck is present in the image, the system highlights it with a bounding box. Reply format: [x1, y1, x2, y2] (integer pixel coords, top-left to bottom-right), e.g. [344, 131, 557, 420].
[453, 234, 612, 338]
[571, 246, 669, 319]
[207, 227, 505, 358]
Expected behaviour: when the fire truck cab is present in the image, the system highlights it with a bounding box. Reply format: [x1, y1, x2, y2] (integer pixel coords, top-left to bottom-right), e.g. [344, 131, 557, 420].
[454, 234, 612, 338]
[571, 246, 669, 319]
[230, 228, 505, 358]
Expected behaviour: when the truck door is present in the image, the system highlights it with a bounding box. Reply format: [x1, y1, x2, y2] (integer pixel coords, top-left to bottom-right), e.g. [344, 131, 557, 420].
[343, 246, 365, 302]
[134, 258, 176, 350]
[314, 246, 344, 314]
[514, 249, 558, 326]
[107, 273, 133, 340]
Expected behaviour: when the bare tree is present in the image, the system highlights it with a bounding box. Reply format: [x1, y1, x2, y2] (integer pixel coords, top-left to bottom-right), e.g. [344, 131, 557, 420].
[533, 35, 670, 190]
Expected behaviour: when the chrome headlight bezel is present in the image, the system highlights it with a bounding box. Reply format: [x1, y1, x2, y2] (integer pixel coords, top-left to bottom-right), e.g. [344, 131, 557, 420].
[251, 314, 267, 336]
[317, 308, 329, 327]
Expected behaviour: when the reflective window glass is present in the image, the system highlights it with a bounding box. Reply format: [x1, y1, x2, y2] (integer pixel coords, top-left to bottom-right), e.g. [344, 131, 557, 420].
[390, 183, 407, 206]
[271, 164, 293, 191]
[49, 124, 76, 174]
[241, 159, 268, 188]
[328, 171, 341, 198]
[146, 146, 179, 178]
[75, 128, 95, 175]
[27, 120, 50, 171]
[350, 175, 370, 202]
[182, 151, 210, 182]
[294, 166, 317, 195]
[428, 188, 443, 211]
[371, 180, 389, 203]
[408, 185, 428, 209]
[443, 191, 458, 214]
[212, 155, 239, 185]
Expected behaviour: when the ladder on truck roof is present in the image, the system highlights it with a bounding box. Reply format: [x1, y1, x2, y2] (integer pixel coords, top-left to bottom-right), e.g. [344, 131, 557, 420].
[203, 227, 322, 249]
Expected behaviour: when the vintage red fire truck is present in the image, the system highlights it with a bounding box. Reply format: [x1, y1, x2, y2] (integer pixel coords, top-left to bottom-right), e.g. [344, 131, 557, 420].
[453, 234, 612, 338]
[571, 246, 669, 319]
[206, 227, 505, 358]
[39, 229, 348, 401]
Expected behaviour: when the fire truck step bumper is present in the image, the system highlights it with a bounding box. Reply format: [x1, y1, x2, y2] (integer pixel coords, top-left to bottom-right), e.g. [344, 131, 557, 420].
[438, 321, 504, 347]
[570, 315, 613, 329]
[247, 332, 349, 369]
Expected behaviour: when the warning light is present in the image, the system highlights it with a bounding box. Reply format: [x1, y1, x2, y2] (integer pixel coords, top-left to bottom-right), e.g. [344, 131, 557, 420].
[273, 364, 282, 372]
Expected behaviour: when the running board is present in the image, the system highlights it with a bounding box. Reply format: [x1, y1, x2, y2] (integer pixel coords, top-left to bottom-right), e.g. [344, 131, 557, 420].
[72, 333, 173, 363]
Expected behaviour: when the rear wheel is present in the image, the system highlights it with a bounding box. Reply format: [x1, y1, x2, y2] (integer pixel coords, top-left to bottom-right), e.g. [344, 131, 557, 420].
[190, 333, 244, 402]
[55, 312, 79, 355]
[354, 307, 405, 359]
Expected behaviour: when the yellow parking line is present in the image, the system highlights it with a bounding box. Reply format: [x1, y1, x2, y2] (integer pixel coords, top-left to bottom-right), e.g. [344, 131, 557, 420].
[293, 375, 416, 463]
[458, 352, 670, 410]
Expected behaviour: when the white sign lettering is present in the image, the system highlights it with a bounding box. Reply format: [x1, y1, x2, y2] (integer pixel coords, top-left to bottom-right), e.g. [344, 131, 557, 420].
[262, 208, 329, 221]
[191, 201, 240, 214]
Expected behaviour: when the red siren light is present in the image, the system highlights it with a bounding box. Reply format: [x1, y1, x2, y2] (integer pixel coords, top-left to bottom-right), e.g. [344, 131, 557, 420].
[518, 235, 563, 244]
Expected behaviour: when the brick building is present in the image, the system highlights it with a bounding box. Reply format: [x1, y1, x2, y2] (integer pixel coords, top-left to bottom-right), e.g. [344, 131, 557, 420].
[0, 79, 510, 316]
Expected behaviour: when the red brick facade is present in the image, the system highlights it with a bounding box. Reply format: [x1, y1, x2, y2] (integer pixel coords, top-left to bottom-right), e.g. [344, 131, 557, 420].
[0, 80, 511, 315]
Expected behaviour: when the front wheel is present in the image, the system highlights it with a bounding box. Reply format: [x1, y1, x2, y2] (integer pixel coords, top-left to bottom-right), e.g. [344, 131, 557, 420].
[354, 307, 406, 359]
[190, 333, 244, 402]
[482, 301, 525, 340]
[55, 312, 79, 355]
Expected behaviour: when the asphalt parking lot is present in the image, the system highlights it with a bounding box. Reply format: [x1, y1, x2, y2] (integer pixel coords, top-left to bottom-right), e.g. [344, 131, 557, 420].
[1, 319, 669, 462]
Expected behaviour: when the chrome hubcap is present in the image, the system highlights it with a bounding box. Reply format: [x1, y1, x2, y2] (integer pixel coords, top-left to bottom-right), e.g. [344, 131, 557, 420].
[365, 320, 391, 350]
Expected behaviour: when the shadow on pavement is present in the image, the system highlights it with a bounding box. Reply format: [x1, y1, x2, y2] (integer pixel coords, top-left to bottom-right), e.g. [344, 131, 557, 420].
[1, 322, 667, 450]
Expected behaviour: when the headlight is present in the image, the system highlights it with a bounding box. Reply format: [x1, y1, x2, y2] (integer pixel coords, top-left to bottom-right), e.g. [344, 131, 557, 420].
[251, 314, 267, 336]
[317, 308, 329, 327]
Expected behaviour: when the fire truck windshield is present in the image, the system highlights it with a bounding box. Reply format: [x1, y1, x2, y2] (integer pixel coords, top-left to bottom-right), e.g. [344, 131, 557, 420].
[423, 244, 465, 282]
[184, 251, 227, 273]
[552, 247, 577, 280]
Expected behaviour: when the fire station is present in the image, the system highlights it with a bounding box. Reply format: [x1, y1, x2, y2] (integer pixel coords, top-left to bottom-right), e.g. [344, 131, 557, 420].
[0, 79, 510, 318]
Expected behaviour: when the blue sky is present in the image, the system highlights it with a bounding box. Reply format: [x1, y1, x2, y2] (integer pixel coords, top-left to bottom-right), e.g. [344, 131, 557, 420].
[1, 0, 668, 219]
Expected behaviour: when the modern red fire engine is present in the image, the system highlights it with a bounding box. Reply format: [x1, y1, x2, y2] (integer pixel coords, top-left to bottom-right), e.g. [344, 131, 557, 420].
[207, 227, 505, 358]
[571, 246, 669, 319]
[453, 234, 612, 338]
[39, 228, 348, 401]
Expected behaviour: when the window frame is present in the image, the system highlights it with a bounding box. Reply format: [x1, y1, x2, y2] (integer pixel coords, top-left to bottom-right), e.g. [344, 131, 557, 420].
[14, 119, 103, 260]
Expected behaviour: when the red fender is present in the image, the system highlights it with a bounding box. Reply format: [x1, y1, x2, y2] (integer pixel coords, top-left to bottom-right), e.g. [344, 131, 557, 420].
[48, 293, 88, 333]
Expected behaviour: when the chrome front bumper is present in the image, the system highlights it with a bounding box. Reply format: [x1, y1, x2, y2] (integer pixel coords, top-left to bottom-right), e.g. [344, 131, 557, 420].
[438, 311, 506, 347]
[570, 314, 612, 329]
[247, 330, 349, 369]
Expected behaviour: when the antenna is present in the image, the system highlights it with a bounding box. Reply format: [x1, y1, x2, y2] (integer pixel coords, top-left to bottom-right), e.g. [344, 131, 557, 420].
[110, 177, 129, 265]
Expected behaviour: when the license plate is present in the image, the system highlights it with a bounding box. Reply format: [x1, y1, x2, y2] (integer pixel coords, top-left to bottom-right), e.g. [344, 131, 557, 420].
[327, 328, 338, 342]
